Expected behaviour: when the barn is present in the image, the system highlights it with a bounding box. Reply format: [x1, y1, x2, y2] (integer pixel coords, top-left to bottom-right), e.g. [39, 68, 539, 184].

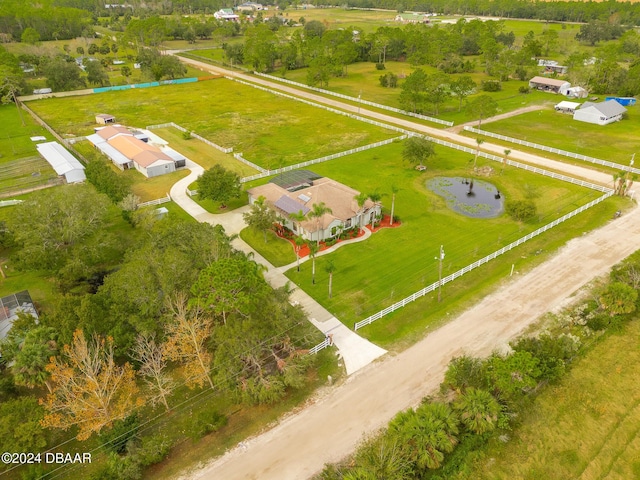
[573, 100, 627, 125]
[36, 141, 86, 183]
[95, 113, 116, 125]
[529, 76, 571, 95]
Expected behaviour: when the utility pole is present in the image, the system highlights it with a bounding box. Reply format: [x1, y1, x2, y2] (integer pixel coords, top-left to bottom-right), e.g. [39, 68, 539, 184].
[436, 245, 445, 303]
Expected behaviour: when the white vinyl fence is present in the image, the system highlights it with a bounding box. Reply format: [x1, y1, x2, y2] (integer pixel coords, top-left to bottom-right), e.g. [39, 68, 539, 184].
[463, 126, 640, 175]
[146, 122, 233, 154]
[308, 337, 332, 355]
[0, 200, 23, 207]
[137, 194, 171, 208]
[354, 189, 614, 330]
[254, 72, 454, 127]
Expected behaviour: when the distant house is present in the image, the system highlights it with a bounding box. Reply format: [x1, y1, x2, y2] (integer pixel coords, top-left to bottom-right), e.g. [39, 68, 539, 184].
[247, 177, 381, 242]
[36, 141, 86, 183]
[237, 2, 263, 12]
[395, 13, 430, 23]
[0, 291, 38, 341]
[214, 8, 239, 20]
[95, 113, 116, 125]
[86, 125, 185, 176]
[555, 101, 581, 114]
[544, 65, 568, 75]
[573, 100, 627, 125]
[529, 76, 571, 95]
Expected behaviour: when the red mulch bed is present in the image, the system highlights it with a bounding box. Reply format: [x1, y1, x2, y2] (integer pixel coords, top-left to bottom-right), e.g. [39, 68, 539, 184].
[274, 215, 401, 259]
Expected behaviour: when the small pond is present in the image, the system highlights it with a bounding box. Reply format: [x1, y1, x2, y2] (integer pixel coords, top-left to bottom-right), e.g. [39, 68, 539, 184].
[427, 177, 504, 218]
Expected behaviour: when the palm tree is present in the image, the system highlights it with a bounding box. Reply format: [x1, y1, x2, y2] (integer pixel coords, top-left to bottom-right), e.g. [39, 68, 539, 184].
[367, 191, 383, 228]
[289, 209, 307, 234]
[294, 235, 305, 272]
[501, 149, 511, 175]
[473, 138, 484, 170]
[309, 202, 333, 243]
[453, 387, 500, 435]
[325, 259, 336, 298]
[354, 192, 368, 232]
[389, 185, 399, 226]
[308, 241, 320, 284]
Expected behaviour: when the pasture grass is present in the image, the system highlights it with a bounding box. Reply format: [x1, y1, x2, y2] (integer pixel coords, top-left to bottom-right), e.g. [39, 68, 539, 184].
[240, 227, 297, 267]
[0, 104, 52, 164]
[27, 78, 397, 168]
[461, 319, 640, 480]
[124, 168, 190, 202]
[474, 106, 640, 167]
[152, 127, 259, 176]
[280, 140, 615, 343]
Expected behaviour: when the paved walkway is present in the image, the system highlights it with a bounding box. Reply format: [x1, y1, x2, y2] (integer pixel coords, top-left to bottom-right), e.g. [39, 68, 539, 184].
[169, 160, 386, 375]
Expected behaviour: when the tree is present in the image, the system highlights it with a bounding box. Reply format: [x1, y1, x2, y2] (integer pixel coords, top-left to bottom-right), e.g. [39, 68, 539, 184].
[76, 46, 84, 56]
[85, 60, 110, 86]
[325, 259, 336, 299]
[389, 185, 399, 226]
[40, 330, 143, 440]
[308, 241, 320, 285]
[399, 68, 428, 113]
[502, 149, 511, 174]
[121, 65, 132, 83]
[289, 209, 308, 272]
[599, 282, 638, 317]
[367, 191, 383, 227]
[294, 235, 305, 273]
[43, 56, 85, 92]
[244, 25, 278, 72]
[131, 333, 175, 411]
[10, 326, 58, 392]
[466, 94, 498, 127]
[424, 72, 450, 115]
[8, 185, 110, 271]
[402, 136, 435, 168]
[0, 397, 47, 452]
[197, 164, 242, 208]
[450, 76, 476, 112]
[243, 195, 276, 243]
[485, 350, 541, 403]
[304, 20, 326, 39]
[453, 387, 500, 435]
[354, 192, 368, 231]
[191, 255, 269, 325]
[21, 27, 40, 45]
[473, 138, 484, 169]
[309, 201, 333, 244]
[441, 354, 487, 393]
[164, 293, 215, 390]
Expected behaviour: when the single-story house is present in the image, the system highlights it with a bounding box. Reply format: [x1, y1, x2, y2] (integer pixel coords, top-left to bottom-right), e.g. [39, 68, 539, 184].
[237, 2, 263, 12]
[95, 113, 116, 125]
[555, 101, 581, 114]
[86, 125, 185, 176]
[573, 100, 627, 125]
[247, 177, 381, 242]
[214, 8, 239, 20]
[529, 76, 571, 95]
[0, 291, 38, 341]
[36, 141, 86, 183]
[566, 86, 588, 99]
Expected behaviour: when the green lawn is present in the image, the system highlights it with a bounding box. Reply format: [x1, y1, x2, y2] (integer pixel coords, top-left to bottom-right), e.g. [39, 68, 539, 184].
[27, 78, 397, 168]
[152, 127, 259, 176]
[474, 106, 640, 167]
[461, 319, 640, 480]
[280, 140, 610, 341]
[187, 190, 248, 213]
[240, 227, 297, 267]
[0, 104, 52, 164]
[125, 169, 190, 203]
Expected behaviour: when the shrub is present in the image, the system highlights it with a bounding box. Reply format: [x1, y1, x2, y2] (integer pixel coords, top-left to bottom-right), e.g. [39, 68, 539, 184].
[505, 200, 537, 221]
[100, 413, 140, 454]
[188, 408, 228, 440]
[375, 62, 386, 70]
[519, 86, 530, 94]
[182, 130, 192, 140]
[133, 434, 172, 467]
[482, 80, 502, 92]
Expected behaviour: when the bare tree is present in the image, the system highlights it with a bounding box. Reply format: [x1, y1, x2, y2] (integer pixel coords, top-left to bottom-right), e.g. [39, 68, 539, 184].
[131, 333, 175, 411]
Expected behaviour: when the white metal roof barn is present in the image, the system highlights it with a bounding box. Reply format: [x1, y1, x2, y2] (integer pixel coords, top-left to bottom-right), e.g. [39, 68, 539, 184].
[36, 141, 86, 183]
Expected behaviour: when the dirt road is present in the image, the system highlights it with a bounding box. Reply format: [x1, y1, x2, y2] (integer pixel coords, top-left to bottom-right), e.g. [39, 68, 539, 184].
[184, 203, 639, 480]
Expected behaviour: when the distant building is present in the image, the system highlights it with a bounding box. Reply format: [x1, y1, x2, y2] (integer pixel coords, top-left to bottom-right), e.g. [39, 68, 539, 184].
[237, 2, 263, 12]
[573, 100, 627, 125]
[529, 76, 571, 95]
[554, 101, 581, 114]
[394, 13, 430, 23]
[566, 86, 588, 99]
[95, 113, 116, 125]
[214, 8, 239, 20]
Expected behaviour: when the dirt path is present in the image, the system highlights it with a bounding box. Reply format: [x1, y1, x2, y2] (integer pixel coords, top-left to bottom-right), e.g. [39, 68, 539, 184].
[448, 104, 549, 133]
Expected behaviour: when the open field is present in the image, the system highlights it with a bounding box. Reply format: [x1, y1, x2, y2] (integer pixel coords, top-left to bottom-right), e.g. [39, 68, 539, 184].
[0, 156, 59, 196]
[0, 105, 52, 164]
[282, 140, 608, 336]
[471, 106, 640, 167]
[460, 319, 640, 480]
[152, 127, 259, 176]
[26, 78, 397, 168]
